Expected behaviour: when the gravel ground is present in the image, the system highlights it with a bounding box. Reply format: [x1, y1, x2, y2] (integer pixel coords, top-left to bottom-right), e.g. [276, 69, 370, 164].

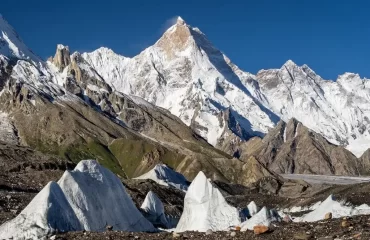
[56, 215, 370, 239]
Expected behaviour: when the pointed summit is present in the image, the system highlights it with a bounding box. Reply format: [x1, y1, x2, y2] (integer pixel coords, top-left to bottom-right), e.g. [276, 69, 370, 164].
[50, 44, 71, 71]
[176, 16, 186, 25]
[283, 59, 298, 68]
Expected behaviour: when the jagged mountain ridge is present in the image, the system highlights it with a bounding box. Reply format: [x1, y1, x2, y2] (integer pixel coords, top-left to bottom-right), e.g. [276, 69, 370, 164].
[81, 16, 370, 157]
[0, 13, 264, 186]
[82, 17, 278, 154]
[0, 13, 369, 178]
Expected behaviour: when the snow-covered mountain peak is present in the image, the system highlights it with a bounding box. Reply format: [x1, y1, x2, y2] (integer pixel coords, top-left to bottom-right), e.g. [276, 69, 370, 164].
[0, 15, 40, 62]
[90, 47, 123, 57]
[301, 63, 321, 78]
[79, 18, 370, 157]
[176, 16, 186, 25]
[57, 44, 69, 51]
[337, 72, 362, 82]
[281, 60, 302, 74]
[283, 59, 297, 68]
[336, 72, 366, 92]
[155, 18, 194, 59]
[155, 16, 216, 60]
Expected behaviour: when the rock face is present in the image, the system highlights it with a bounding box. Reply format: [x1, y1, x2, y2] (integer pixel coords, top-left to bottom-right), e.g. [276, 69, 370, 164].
[0, 14, 253, 185]
[51, 44, 71, 70]
[360, 148, 370, 171]
[240, 156, 277, 185]
[175, 171, 240, 232]
[240, 119, 362, 175]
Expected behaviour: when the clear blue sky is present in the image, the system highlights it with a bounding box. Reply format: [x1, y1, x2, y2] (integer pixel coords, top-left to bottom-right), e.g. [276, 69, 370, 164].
[1, 0, 369, 80]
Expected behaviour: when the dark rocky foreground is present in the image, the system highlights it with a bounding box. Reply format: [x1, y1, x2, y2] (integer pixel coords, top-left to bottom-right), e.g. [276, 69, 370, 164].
[55, 215, 370, 239]
[3, 143, 370, 239]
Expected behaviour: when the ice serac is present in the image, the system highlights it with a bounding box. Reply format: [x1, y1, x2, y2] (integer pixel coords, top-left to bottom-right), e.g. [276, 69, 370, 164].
[240, 207, 279, 231]
[82, 17, 276, 155]
[58, 160, 155, 232]
[141, 191, 169, 228]
[175, 171, 240, 232]
[247, 201, 258, 217]
[0, 160, 156, 238]
[135, 164, 189, 191]
[141, 191, 165, 216]
[0, 182, 82, 239]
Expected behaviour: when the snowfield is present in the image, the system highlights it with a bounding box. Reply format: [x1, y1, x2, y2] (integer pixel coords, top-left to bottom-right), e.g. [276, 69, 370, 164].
[294, 195, 370, 222]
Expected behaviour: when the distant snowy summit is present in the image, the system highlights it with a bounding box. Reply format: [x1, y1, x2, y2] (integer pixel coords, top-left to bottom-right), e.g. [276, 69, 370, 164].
[135, 164, 189, 191]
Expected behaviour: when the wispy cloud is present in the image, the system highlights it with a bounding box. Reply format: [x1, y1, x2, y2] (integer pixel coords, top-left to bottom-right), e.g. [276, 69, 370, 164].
[159, 16, 179, 34]
[127, 16, 181, 55]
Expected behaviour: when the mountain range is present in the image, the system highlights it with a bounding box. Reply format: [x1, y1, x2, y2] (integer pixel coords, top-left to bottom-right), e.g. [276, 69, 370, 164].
[80, 17, 370, 158]
[0, 14, 369, 178]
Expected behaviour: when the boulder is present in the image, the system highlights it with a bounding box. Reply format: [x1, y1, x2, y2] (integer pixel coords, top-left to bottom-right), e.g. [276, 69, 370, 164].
[253, 225, 269, 234]
[325, 212, 333, 220]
